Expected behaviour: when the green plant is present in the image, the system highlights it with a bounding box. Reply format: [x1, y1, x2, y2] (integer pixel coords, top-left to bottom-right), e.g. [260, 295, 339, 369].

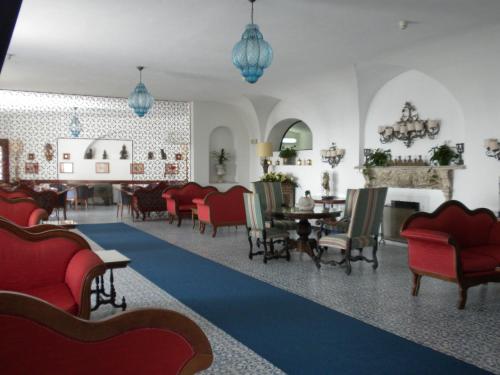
[260, 172, 298, 187]
[429, 143, 458, 166]
[210, 148, 230, 165]
[279, 146, 297, 159]
[364, 149, 391, 167]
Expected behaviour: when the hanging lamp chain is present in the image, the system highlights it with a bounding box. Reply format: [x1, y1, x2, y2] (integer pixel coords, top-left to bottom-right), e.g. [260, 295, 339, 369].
[137, 66, 144, 83]
[250, 0, 255, 24]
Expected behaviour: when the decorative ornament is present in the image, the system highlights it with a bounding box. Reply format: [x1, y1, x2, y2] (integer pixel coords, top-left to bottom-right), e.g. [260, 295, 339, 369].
[128, 66, 154, 117]
[232, 0, 273, 83]
[69, 107, 82, 137]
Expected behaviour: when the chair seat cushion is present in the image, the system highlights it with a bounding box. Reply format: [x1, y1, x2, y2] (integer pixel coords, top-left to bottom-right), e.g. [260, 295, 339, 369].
[179, 204, 196, 212]
[23, 283, 78, 315]
[466, 245, 500, 264]
[319, 233, 375, 249]
[461, 248, 499, 273]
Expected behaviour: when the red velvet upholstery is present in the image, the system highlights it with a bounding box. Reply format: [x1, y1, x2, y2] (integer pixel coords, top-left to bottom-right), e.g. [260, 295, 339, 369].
[0, 187, 30, 199]
[0, 292, 213, 375]
[0, 196, 48, 226]
[401, 200, 500, 309]
[195, 185, 251, 237]
[163, 182, 218, 226]
[131, 181, 180, 221]
[0, 220, 105, 318]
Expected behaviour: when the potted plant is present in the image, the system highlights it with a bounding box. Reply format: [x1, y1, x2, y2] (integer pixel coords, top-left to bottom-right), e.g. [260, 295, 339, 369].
[211, 148, 230, 182]
[429, 143, 458, 166]
[260, 172, 298, 187]
[364, 149, 392, 167]
[279, 146, 297, 165]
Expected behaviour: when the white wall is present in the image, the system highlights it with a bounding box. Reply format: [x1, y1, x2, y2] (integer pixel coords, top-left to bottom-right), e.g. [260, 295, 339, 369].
[209, 127, 236, 183]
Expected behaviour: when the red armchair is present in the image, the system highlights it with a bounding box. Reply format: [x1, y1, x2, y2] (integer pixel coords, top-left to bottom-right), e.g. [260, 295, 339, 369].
[194, 185, 251, 237]
[401, 200, 500, 309]
[0, 219, 105, 318]
[0, 196, 48, 226]
[0, 186, 30, 199]
[163, 182, 218, 227]
[0, 292, 213, 375]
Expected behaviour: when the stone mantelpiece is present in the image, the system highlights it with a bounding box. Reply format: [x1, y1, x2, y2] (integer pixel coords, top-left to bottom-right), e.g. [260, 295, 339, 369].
[357, 165, 466, 200]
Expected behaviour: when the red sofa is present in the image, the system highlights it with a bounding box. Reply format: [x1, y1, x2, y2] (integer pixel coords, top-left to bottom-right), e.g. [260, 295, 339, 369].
[0, 196, 48, 226]
[194, 185, 251, 237]
[0, 219, 105, 318]
[132, 181, 179, 221]
[0, 292, 213, 375]
[163, 182, 218, 226]
[0, 187, 30, 199]
[401, 200, 500, 309]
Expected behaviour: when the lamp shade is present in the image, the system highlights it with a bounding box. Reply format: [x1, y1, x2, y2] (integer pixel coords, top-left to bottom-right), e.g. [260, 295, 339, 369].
[256, 142, 273, 157]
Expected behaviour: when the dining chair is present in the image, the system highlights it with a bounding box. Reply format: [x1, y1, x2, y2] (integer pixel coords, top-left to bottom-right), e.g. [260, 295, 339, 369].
[117, 189, 132, 218]
[318, 188, 356, 238]
[54, 190, 68, 220]
[73, 185, 90, 209]
[251, 181, 297, 230]
[317, 187, 388, 274]
[243, 192, 290, 264]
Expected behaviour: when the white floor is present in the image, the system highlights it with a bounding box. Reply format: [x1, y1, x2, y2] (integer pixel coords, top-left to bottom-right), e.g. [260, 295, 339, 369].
[68, 206, 500, 374]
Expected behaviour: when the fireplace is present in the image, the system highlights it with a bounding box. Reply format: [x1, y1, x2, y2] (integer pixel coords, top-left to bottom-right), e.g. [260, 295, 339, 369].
[383, 200, 420, 242]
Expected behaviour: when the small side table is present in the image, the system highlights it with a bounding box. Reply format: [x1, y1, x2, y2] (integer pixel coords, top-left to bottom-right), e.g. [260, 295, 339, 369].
[91, 250, 131, 312]
[41, 219, 77, 229]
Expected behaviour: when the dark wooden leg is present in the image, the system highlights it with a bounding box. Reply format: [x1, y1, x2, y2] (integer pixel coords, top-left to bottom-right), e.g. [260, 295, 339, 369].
[142, 212, 146, 221]
[248, 233, 253, 260]
[169, 215, 174, 224]
[200, 223, 206, 234]
[263, 241, 269, 264]
[372, 238, 379, 269]
[458, 287, 468, 310]
[412, 273, 422, 296]
[285, 237, 291, 261]
[116, 203, 120, 217]
[63, 204, 67, 220]
[212, 226, 217, 238]
[177, 217, 182, 227]
[345, 243, 352, 275]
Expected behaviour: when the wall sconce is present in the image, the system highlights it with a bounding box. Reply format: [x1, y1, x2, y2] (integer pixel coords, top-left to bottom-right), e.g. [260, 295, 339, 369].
[378, 102, 440, 148]
[256, 142, 273, 174]
[484, 138, 500, 160]
[321, 143, 345, 168]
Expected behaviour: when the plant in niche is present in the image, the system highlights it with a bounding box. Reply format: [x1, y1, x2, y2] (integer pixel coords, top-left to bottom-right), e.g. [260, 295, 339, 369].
[279, 146, 297, 159]
[260, 172, 298, 187]
[429, 143, 458, 166]
[211, 148, 230, 165]
[364, 149, 392, 167]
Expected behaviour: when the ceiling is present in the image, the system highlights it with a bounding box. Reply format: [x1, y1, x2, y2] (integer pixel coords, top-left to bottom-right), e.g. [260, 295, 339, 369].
[1, 0, 500, 102]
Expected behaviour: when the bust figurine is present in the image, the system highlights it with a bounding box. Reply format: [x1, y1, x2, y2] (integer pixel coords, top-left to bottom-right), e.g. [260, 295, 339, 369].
[84, 148, 93, 159]
[321, 172, 330, 196]
[160, 149, 167, 160]
[120, 145, 128, 160]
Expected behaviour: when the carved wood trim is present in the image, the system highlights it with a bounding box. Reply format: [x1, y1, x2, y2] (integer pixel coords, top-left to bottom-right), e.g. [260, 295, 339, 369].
[0, 140, 9, 183]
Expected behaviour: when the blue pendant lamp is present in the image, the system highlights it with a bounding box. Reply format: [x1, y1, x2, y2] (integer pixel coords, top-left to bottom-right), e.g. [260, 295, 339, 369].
[128, 66, 154, 117]
[69, 107, 82, 137]
[232, 0, 273, 84]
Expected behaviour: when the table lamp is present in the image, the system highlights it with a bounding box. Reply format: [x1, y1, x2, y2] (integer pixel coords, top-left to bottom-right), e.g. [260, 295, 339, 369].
[256, 142, 273, 174]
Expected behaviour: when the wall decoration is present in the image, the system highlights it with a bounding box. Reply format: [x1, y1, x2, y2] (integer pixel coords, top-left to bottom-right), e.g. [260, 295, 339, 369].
[484, 138, 500, 160]
[84, 148, 94, 159]
[69, 107, 82, 137]
[25, 162, 39, 174]
[130, 163, 145, 174]
[44, 143, 54, 161]
[0, 90, 191, 181]
[320, 143, 345, 168]
[59, 162, 73, 173]
[378, 102, 440, 148]
[102, 150, 108, 159]
[148, 151, 154, 160]
[160, 148, 167, 160]
[63, 153, 71, 160]
[95, 162, 110, 174]
[165, 163, 178, 175]
[120, 145, 129, 160]
[27, 153, 35, 160]
[175, 153, 183, 161]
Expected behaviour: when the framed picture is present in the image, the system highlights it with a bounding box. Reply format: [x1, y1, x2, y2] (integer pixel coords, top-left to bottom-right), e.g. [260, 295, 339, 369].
[63, 153, 71, 160]
[175, 153, 183, 161]
[28, 153, 35, 160]
[165, 163, 178, 175]
[95, 162, 110, 174]
[25, 162, 39, 174]
[130, 163, 144, 175]
[59, 162, 73, 174]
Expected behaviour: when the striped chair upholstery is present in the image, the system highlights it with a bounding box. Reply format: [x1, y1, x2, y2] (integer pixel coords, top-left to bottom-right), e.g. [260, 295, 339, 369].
[251, 181, 296, 230]
[320, 189, 356, 235]
[318, 188, 388, 274]
[243, 193, 290, 263]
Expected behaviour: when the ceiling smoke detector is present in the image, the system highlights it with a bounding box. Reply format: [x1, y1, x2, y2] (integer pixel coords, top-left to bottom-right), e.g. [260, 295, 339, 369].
[399, 20, 409, 30]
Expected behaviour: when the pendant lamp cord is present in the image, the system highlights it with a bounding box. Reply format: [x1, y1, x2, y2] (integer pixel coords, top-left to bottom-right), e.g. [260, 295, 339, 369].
[250, 0, 254, 24]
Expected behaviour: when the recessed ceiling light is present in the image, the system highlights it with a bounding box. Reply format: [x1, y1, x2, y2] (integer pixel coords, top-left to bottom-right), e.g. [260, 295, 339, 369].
[399, 20, 409, 30]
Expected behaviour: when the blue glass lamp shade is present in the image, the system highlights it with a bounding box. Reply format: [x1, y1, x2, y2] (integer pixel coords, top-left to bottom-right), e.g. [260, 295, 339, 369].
[128, 81, 154, 118]
[69, 110, 82, 137]
[232, 24, 273, 84]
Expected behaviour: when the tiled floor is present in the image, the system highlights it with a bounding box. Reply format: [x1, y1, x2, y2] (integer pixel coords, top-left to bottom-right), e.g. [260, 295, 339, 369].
[69, 206, 500, 374]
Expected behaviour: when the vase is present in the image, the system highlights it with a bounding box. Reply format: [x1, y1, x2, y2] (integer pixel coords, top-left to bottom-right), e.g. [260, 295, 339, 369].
[297, 194, 315, 211]
[215, 164, 226, 183]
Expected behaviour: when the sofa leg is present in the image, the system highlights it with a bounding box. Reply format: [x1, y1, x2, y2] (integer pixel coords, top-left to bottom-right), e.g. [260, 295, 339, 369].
[248, 235, 253, 260]
[212, 226, 217, 238]
[200, 223, 206, 234]
[458, 287, 468, 310]
[168, 215, 174, 224]
[412, 273, 422, 296]
[177, 217, 182, 227]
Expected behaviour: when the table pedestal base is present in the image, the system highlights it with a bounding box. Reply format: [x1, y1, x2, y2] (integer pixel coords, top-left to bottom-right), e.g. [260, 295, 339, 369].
[293, 218, 321, 269]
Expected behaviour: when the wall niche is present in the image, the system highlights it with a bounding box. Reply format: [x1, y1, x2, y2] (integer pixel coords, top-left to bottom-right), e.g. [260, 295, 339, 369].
[209, 126, 237, 183]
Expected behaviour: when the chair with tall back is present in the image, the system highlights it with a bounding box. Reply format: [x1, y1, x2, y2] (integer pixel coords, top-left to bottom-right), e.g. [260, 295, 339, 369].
[251, 181, 297, 230]
[318, 188, 356, 238]
[243, 192, 290, 264]
[317, 188, 388, 274]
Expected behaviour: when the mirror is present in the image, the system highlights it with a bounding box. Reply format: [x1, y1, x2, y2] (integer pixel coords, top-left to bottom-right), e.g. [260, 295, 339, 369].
[279, 121, 312, 151]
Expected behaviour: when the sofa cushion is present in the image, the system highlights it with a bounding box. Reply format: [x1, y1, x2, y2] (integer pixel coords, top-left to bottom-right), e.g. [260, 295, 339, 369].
[461, 251, 498, 273]
[466, 245, 500, 264]
[23, 284, 78, 315]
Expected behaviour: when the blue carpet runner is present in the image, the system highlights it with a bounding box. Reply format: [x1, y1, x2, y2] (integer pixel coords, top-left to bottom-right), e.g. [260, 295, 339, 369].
[79, 223, 489, 375]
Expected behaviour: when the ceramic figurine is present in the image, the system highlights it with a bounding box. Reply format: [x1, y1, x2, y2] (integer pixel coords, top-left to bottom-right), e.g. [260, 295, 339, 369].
[160, 149, 167, 160]
[120, 145, 128, 160]
[102, 150, 108, 159]
[84, 148, 93, 160]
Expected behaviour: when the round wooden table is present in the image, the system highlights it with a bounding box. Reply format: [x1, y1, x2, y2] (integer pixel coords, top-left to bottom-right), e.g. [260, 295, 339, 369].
[273, 207, 341, 268]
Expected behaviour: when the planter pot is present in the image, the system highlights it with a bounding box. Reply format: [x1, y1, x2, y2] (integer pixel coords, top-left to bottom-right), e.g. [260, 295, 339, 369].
[215, 164, 226, 183]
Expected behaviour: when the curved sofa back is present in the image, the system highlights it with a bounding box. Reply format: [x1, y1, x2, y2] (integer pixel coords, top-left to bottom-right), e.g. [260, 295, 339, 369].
[0, 197, 46, 227]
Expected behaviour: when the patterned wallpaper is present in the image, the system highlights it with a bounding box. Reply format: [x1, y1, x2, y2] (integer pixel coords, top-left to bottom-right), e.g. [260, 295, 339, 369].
[0, 90, 191, 181]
